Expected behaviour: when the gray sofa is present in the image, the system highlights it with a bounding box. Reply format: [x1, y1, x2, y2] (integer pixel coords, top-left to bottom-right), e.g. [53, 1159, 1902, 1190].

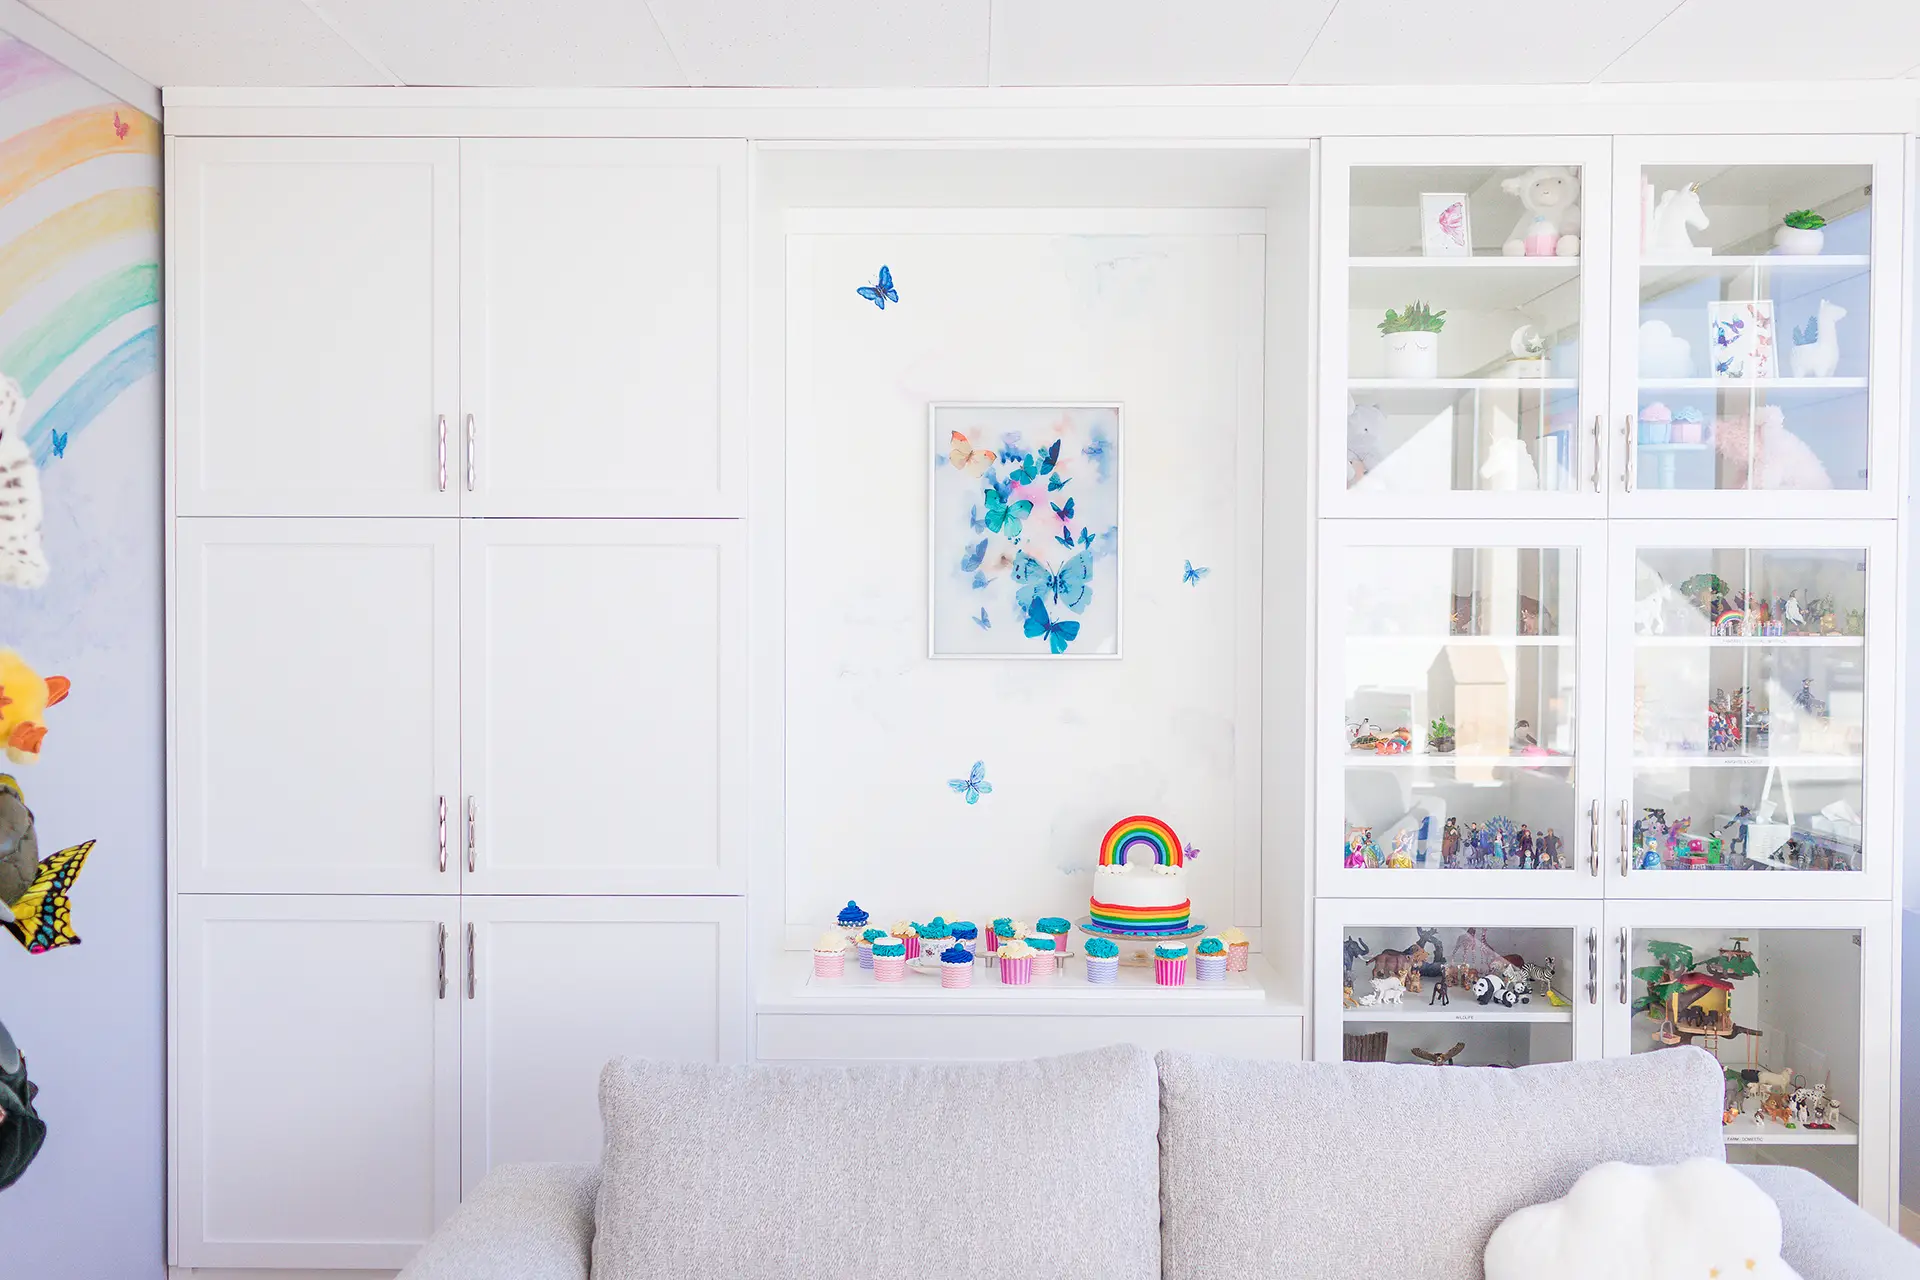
[399, 1046, 1917, 1280]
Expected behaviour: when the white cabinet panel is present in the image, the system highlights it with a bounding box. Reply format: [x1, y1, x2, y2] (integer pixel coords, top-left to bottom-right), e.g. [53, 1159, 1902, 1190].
[174, 896, 460, 1270]
[459, 896, 746, 1191]
[460, 521, 745, 894]
[459, 139, 744, 516]
[172, 138, 459, 516]
[175, 520, 460, 894]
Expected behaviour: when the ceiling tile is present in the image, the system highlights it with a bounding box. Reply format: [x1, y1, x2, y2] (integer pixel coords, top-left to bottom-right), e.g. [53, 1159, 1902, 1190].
[320, 0, 688, 86]
[647, 0, 989, 87]
[22, 0, 389, 85]
[1599, 1, 1920, 82]
[993, 0, 1338, 86]
[1291, 0, 1680, 84]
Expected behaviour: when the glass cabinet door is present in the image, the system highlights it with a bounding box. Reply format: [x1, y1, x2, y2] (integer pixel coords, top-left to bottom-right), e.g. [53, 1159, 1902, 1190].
[1319, 521, 1603, 897]
[1608, 523, 1892, 898]
[1321, 138, 1610, 516]
[1611, 137, 1903, 516]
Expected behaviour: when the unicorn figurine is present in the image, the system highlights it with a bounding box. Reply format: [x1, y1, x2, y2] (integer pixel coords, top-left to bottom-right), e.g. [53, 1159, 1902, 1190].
[1649, 183, 1710, 256]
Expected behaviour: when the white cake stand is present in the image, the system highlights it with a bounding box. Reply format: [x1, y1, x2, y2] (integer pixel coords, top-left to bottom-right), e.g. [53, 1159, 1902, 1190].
[1077, 917, 1208, 966]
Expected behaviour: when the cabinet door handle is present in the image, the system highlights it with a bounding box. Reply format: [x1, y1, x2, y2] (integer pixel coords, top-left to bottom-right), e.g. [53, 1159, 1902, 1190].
[467, 923, 476, 1000]
[1617, 928, 1630, 1004]
[1621, 414, 1635, 493]
[1587, 799, 1600, 876]
[437, 415, 448, 492]
[466, 796, 476, 873]
[437, 795, 448, 873]
[1618, 799, 1631, 876]
[1589, 415, 1601, 493]
[1586, 928, 1598, 1005]
[437, 923, 448, 999]
[465, 413, 476, 493]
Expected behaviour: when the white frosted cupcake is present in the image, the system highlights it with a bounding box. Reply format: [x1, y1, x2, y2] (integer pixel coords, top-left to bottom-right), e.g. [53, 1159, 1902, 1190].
[998, 939, 1036, 985]
[1024, 934, 1058, 978]
[812, 929, 848, 980]
[871, 936, 908, 983]
[1220, 926, 1250, 973]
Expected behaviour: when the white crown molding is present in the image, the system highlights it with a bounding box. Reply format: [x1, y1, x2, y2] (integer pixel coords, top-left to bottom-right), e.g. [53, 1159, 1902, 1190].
[0, 0, 160, 118]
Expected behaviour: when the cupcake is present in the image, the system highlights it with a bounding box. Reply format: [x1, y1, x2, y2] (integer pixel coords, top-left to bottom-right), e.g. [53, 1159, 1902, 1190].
[1638, 401, 1672, 445]
[1084, 935, 1120, 985]
[1219, 926, 1250, 973]
[950, 921, 979, 959]
[871, 936, 908, 983]
[1195, 936, 1228, 983]
[813, 929, 849, 980]
[891, 920, 920, 961]
[1670, 405, 1704, 444]
[988, 917, 1015, 954]
[939, 942, 974, 990]
[858, 926, 886, 970]
[1154, 943, 1190, 987]
[836, 900, 870, 940]
[998, 939, 1036, 986]
[1025, 934, 1058, 978]
[1036, 917, 1072, 957]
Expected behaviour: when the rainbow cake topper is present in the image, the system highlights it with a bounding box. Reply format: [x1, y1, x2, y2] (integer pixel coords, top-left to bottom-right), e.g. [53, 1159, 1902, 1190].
[1099, 815, 1183, 870]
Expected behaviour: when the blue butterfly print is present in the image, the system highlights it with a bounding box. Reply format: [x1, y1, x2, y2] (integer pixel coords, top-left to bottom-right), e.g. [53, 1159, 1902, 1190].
[1013, 549, 1093, 614]
[967, 504, 986, 533]
[1024, 596, 1081, 655]
[1082, 427, 1112, 482]
[1036, 439, 1062, 475]
[1008, 452, 1039, 486]
[1051, 497, 1075, 523]
[1046, 473, 1070, 492]
[1055, 528, 1076, 550]
[1183, 559, 1211, 586]
[948, 760, 993, 804]
[982, 486, 1033, 539]
[1078, 527, 1094, 548]
[856, 264, 898, 309]
[983, 468, 1010, 501]
[960, 538, 988, 573]
[1713, 317, 1744, 348]
[972, 607, 991, 631]
[971, 570, 989, 590]
[48, 429, 67, 459]
[1092, 525, 1119, 560]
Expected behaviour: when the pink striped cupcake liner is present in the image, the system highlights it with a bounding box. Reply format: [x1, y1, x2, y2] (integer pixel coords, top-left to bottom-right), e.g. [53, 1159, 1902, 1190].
[1227, 942, 1250, 973]
[873, 953, 906, 983]
[1196, 955, 1227, 983]
[941, 962, 973, 989]
[985, 929, 1001, 954]
[904, 937, 921, 961]
[1155, 957, 1188, 987]
[999, 956, 1034, 985]
[813, 952, 845, 979]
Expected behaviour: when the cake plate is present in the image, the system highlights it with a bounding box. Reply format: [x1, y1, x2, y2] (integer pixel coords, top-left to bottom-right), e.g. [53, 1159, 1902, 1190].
[1077, 917, 1207, 967]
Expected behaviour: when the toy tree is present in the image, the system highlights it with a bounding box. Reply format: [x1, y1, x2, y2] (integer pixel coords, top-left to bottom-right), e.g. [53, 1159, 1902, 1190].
[1631, 939, 1694, 1016]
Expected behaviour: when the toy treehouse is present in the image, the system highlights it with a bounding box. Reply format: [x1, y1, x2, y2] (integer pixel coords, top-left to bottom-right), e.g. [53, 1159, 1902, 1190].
[1633, 937, 1759, 1049]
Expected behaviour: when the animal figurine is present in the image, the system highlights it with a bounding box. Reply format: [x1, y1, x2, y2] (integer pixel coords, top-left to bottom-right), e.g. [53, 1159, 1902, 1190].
[1713, 405, 1832, 490]
[0, 651, 70, 766]
[1412, 1041, 1466, 1066]
[1511, 719, 1537, 751]
[1347, 398, 1388, 486]
[1648, 183, 1710, 254]
[1499, 166, 1581, 257]
[1342, 935, 1371, 982]
[1789, 300, 1844, 380]
[1474, 973, 1520, 1007]
[1756, 1064, 1794, 1094]
[1370, 943, 1427, 983]
[1368, 976, 1406, 1006]
[0, 374, 47, 590]
[1414, 926, 1445, 965]
[1417, 961, 1449, 1005]
[1479, 437, 1539, 490]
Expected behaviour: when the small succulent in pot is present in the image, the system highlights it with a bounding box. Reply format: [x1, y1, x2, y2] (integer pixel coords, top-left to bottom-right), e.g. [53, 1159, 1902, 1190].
[1378, 301, 1447, 335]
[1775, 209, 1827, 255]
[1380, 302, 1446, 379]
[1427, 717, 1455, 755]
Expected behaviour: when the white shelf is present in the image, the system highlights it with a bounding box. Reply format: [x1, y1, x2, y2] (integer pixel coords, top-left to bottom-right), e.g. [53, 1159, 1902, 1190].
[1634, 634, 1862, 648]
[1721, 1111, 1859, 1148]
[1346, 633, 1572, 646]
[1348, 257, 1579, 310]
[1345, 752, 1573, 768]
[1632, 754, 1861, 770]
[1640, 253, 1871, 270]
[1636, 377, 1867, 391]
[1344, 1002, 1573, 1024]
[1348, 378, 1576, 391]
[1351, 255, 1584, 269]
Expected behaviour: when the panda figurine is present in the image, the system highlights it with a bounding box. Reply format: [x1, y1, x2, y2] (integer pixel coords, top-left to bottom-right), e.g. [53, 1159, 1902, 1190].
[1474, 973, 1523, 1008]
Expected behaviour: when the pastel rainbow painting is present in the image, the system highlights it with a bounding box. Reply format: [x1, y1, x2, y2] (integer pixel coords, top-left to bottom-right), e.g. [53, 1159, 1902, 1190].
[0, 39, 159, 467]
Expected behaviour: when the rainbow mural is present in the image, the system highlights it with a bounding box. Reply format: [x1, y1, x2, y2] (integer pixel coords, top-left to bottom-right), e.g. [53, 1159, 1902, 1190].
[1098, 815, 1184, 869]
[0, 41, 159, 468]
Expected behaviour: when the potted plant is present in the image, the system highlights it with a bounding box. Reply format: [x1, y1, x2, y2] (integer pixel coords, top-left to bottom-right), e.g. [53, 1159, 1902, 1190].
[1379, 302, 1446, 379]
[1426, 717, 1455, 755]
[1774, 209, 1827, 256]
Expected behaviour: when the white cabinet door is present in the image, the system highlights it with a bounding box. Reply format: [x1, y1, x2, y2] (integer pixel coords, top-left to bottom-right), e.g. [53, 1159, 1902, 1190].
[174, 896, 461, 1270]
[460, 520, 745, 894]
[459, 139, 745, 516]
[172, 138, 459, 516]
[174, 520, 460, 894]
[458, 896, 747, 1191]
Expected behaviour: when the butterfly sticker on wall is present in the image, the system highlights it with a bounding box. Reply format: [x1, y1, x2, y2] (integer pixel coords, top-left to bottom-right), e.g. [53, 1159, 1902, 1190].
[856, 264, 898, 310]
[1024, 597, 1081, 654]
[1182, 842, 1200, 862]
[1183, 559, 1211, 586]
[1013, 549, 1092, 615]
[948, 760, 992, 804]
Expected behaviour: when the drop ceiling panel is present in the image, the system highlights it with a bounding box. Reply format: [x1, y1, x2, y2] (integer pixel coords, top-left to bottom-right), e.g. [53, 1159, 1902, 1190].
[646, 0, 989, 87]
[1599, 1, 1920, 82]
[992, 0, 1338, 86]
[1291, 0, 1681, 84]
[22, 0, 388, 86]
[318, 0, 688, 86]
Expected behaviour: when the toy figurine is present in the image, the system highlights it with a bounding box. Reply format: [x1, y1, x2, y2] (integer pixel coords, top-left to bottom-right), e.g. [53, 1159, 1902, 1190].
[1440, 818, 1461, 868]
[1515, 825, 1534, 868]
[1370, 942, 1428, 983]
[1537, 828, 1563, 870]
[1386, 828, 1415, 868]
[1342, 935, 1371, 983]
[1345, 826, 1380, 869]
[1474, 973, 1520, 1007]
[1415, 927, 1445, 965]
[1420, 961, 1449, 1005]
[1784, 591, 1807, 631]
[1794, 678, 1828, 718]
[1375, 726, 1413, 755]
[1371, 976, 1406, 1006]
[1411, 1041, 1466, 1066]
[1348, 719, 1383, 749]
[1510, 719, 1536, 751]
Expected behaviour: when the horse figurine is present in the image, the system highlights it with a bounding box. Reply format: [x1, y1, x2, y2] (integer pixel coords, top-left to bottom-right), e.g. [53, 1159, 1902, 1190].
[1649, 183, 1710, 255]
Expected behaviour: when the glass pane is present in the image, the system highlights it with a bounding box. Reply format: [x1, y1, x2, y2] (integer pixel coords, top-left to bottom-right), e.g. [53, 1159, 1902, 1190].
[1627, 928, 1861, 1201]
[1343, 545, 1579, 872]
[1340, 923, 1575, 1067]
[1347, 163, 1584, 494]
[1630, 547, 1866, 874]
[1635, 164, 1871, 492]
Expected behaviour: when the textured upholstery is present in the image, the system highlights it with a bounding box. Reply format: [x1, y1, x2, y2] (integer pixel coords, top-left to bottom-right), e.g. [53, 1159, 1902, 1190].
[1155, 1047, 1728, 1280]
[591, 1046, 1161, 1280]
[395, 1162, 597, 1280]
[1739, 1164, 1920, 1279]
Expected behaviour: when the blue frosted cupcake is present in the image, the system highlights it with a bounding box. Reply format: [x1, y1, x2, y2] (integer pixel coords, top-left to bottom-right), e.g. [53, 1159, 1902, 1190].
[950, 921, 979, 959]
[1154, 943, 1189, 987]
[1036, 917, 1072, 957]
[1084, 935, 1120, 985]
[939, 942, 974, 989]
[836, 900, 870, 942]
[1195, 936, 1228, 983]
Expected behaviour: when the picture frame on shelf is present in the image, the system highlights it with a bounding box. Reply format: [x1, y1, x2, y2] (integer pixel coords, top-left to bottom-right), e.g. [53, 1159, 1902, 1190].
[1707, 300, 1775, 381]
[1418, 192, 1472, 258]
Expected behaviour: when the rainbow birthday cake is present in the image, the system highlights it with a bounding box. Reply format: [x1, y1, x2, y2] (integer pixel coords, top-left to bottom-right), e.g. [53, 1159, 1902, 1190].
[1088, 815, 1192, 936]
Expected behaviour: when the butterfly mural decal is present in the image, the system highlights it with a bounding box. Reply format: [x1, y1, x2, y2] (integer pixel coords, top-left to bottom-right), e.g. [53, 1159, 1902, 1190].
[1024, 597, 1081, 655]
[1013, 549, 1093, 614]
[948, 431, 996, 476]
[982, 486, 1032, 540]
[1078, 528, 1094, 549]
[857, 264, 898, 310]
[1054, 527, 1076, 550]
[1183, 559, 1211, 586]
[970, 571, 989, 590]
[47, 430, 67, 460]
[1046, 473, 1069, 492]
[948, 760, 992, 804]
[972, 608, 991, 631]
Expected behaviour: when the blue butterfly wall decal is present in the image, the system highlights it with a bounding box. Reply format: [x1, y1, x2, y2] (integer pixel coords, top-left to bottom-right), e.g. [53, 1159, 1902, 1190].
[1024, 596, 1081, 655]
[1183, 559, 1211, 586]
[856, 265, 898, 309]
[948, 760, 992, 803]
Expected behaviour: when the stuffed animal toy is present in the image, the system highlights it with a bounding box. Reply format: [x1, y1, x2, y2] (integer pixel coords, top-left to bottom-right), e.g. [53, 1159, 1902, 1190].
[1712, 406, 1832, 491]
[0, 650, 69, 765]
[1501, 166, 1581, 257]
[1484, 1157, 1801, 1280]
[1346, 397, 1387, 486]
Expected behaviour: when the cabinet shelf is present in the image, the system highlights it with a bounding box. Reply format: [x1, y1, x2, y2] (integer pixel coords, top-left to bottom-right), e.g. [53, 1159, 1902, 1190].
[1636, 377, 1867, 391]
[1344, 752, 1572, 768]
[1640, 253, 1871, 270]
[1346, 633, 1572, 646]
[1343, 1002, 1573, 1024]
[1350, 255, 1584, 270]
[1631, 754, 1861, 770]
[1633, 635, 1862, 648]
[1722, 1112, 1858, 1148]
[1348, 378, 1576, 391]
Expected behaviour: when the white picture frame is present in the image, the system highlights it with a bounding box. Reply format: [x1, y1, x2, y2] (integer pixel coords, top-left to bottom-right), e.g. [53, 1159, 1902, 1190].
[928, 402, 1123, 659]
[1708, 299, 1776, 381]
[1419, 192, 1472, 257]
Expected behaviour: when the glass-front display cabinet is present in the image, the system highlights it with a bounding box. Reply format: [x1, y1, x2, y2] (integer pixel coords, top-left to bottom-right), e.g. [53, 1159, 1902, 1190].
[1321, 138, 1611, 517]
[1320, 521, 1604, 897]
[1610, 137, 1904, 518]
[1607, 522, 1894, 899]
[1315, 900, 1601, 1067]
[1605, 902, 1893, 1217]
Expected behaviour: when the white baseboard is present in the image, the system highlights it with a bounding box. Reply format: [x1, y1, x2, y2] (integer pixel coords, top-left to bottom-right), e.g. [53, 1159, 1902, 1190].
[171, 1270, 396, 1280]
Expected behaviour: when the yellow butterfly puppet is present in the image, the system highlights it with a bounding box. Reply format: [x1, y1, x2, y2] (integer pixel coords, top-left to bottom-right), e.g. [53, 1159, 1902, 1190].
[0, 773, 91, 954]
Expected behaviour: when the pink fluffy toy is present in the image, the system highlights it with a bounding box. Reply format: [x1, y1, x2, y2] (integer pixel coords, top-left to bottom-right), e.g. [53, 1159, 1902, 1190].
[1712, 406, 1832, 490]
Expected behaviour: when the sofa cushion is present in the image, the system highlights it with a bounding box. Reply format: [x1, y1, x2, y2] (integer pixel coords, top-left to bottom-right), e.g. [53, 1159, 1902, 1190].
[1156, 1047, 1726, 1280]
[592, 1046, 1160, 1280]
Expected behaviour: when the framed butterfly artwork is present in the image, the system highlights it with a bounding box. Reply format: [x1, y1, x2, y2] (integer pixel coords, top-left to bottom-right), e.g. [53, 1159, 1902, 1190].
[1419, 191, 1472, 258]
[927, 403, 1121, 659]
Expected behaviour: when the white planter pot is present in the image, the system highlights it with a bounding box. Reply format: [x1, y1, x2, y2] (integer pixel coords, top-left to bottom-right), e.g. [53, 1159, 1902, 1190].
[1774, 225, 1825, 256]
[1382, 331, 1440, 380]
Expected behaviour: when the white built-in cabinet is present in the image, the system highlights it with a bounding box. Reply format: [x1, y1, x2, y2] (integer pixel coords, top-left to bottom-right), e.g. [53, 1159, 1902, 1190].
[167, 135, 750, 1269]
